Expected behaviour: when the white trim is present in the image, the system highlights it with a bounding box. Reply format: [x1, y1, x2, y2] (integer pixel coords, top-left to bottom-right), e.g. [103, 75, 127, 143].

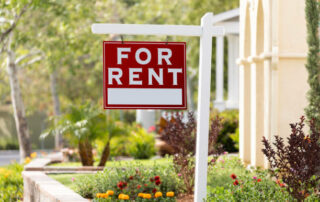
[212, 8, 240, 24]
[92, 23, 225, 37]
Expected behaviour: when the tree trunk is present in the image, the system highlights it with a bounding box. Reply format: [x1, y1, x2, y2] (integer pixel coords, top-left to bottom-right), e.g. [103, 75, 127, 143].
[50, 70, 62, 150]
[6, 49, 31, 161]
[98, 141, 110, 167]
[78, 138, 93, 166]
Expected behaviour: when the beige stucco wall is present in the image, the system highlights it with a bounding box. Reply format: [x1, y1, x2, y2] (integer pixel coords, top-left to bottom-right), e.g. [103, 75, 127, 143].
[239, 0, 309, 168]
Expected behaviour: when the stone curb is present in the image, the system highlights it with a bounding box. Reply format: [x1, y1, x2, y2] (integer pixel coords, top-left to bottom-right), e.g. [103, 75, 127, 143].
[23, 171, 89, 202]
[23, 152, 101, 202]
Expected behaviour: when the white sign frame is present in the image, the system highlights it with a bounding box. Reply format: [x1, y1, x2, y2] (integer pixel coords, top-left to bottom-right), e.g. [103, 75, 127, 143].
[92, 12, 225, 202]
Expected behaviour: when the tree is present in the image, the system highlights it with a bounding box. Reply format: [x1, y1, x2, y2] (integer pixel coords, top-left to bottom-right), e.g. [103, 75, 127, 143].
[42, 103, 127, 166]
[305, 0, 320, 128]
[0, 1, 31, 46]
[0, 0, 43, 160]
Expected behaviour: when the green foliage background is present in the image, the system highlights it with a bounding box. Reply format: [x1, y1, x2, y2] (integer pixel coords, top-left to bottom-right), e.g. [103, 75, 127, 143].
[0, 0, 239, 149]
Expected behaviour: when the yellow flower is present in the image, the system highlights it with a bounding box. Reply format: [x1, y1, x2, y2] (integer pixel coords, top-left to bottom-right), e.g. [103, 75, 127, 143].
[143, 194, 152, 199]
[30, 152, 37, 159]
[106, 190, 114, 196]
[0, 168, 6, 174]
[96, 193, 101, 198]
[24, 157, 31, 164]
[166, 192, 175, 197]
[155, 192, 163, 198]
[118, 194, 124, 199]
[122, 194, 130, 200]
[138, 193, 144, 198]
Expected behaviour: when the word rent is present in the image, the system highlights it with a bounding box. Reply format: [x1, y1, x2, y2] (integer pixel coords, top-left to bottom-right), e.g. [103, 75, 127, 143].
[108, 47, 182, 86]
[103, 41, 186, 109]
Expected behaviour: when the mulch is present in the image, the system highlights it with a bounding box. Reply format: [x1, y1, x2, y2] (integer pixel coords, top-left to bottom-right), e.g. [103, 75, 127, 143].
[177, 194, 194, 202]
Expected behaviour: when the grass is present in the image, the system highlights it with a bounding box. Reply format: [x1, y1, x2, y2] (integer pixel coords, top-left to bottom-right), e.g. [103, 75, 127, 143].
[50, 173, 90, 189]
[49, 157, 172, 167]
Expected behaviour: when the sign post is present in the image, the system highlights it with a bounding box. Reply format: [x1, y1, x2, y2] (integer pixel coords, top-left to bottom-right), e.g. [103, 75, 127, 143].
[92, 13, 224, 202]
[194, 13, 214, 201]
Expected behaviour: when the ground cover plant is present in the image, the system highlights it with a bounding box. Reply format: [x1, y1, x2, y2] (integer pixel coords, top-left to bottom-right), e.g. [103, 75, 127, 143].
[0, 163, 23, 202]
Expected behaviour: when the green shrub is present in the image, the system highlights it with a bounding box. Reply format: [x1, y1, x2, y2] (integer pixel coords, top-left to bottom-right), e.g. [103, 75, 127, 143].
[211, 110, 239, 152]
[110, 125, 156, 159]
[74, 161, 182, 200]
[110, 136, 131, 157]
[127, 128, 156, 159]
[0, 139, 19, 150]
[0, 163, 23, 202]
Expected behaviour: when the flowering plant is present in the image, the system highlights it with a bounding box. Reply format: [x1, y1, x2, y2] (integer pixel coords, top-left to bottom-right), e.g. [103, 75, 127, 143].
[75, 161, 181, 200]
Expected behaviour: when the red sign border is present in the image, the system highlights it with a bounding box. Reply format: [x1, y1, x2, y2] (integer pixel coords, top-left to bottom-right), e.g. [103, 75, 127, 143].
[103, 41, 187, 110]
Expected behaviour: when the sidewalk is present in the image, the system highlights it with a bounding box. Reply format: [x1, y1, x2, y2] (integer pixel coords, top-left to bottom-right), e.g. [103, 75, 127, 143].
[0, 150, 53, 166]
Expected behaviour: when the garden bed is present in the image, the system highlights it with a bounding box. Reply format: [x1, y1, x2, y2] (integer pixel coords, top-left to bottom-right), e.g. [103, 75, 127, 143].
[48, 155, 301, 201]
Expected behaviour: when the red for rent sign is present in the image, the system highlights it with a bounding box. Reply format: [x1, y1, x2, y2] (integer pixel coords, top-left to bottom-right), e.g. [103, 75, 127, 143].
[103, 41, 187, 109]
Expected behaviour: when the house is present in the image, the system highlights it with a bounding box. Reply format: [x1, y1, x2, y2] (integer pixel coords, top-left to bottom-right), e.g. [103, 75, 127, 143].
[238, 0, 309, 167]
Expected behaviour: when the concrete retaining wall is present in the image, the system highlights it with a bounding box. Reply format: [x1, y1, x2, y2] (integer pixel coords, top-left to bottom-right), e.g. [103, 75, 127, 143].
[23, 171, 89, 202]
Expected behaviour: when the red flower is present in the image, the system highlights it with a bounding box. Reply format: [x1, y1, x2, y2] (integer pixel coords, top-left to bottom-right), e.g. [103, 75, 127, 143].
[257, 179, 261, 182]
[137, 185, 141, 189]
[154, 176, 160, 181]
[230, 174, 237, 180]
[129, 176, 134, 180]
[123, 182, 128, 187]
[280, 183, 285, 187]
[155, 180, 161, 185]
[117, 181, 124, 189]
[144, 183, 148, 187]
[233, 180, 239, 186]
[150, 177, 154, 182]
[152, 188, 157, 193]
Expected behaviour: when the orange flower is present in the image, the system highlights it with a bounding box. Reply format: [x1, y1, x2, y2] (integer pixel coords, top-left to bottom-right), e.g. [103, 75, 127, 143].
[118, 194, 124, 199]
[122, 194, 130, 200]
[257, 179, 262, 182]
[138, 193, 144, 198]
[102, 193, 108, 198]
[106, 190, 114, 196]
[155, 192, 163, 198]
[30, 152, 37, 159]
[166, 192, 175, 197]
[143, 194, 152, 199]
[24, 157, 31, 164]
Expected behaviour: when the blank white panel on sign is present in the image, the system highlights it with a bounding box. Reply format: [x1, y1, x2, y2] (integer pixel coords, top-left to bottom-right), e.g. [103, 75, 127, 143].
[108, 88, 182, 105]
